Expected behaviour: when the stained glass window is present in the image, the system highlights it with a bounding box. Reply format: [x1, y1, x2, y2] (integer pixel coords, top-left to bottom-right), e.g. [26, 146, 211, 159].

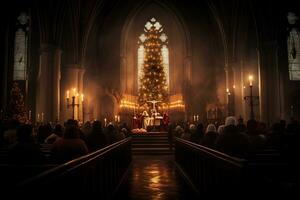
[287, 12, 300, 80]
[13, 12, 29, 81]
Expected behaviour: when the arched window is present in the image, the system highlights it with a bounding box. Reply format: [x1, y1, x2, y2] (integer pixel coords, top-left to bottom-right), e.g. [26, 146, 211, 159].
[137, 18, 169, 90]
[287, 12, 300, 80]
[13, 12, 29, 81]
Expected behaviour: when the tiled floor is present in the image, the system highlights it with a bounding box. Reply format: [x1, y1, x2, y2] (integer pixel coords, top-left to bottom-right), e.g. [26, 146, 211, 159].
[114, 155, 198, 200]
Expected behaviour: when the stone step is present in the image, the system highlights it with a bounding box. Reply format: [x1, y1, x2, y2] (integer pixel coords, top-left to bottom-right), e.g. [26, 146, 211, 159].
[132, 143, 171, 148]
[130, 135, 168, 138]
[132, 148, 174, 155]
[132, 151, 174, 155]
[130, 132, 174, 155]
[132, 141, 169, 145]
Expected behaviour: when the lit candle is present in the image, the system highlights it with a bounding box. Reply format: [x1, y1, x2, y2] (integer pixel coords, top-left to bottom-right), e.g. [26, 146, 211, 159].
[41, 112, 44, 123]
[81, 94, 84, 102]
[66, 90, 70, 99]
[104, 118, 107, 127]
[196, 115, 199, 121]
[37, 113, 40, 122]
[249, 75, 253, 86]
[117, 115, 120, 123]
[115, 115, 117, 122]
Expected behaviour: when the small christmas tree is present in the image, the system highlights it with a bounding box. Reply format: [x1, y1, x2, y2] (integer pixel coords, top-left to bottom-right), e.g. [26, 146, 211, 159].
[138, 18, 168, 106]
[7, 82, 27, 123]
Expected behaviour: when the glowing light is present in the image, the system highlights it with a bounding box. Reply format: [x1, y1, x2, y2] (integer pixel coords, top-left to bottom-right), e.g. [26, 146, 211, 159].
[249, 75, 253, 86]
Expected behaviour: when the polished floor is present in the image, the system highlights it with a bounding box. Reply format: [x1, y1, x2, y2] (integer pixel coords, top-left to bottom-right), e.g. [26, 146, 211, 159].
[114, 155, 198, 200]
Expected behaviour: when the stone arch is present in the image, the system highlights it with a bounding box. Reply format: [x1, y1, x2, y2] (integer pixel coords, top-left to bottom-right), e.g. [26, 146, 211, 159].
[120, 0, 191, 97]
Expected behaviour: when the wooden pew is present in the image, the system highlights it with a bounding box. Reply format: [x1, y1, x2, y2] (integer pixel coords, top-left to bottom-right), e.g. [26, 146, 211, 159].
[15, 138, 132, 198]
[175, 138, 297, 197]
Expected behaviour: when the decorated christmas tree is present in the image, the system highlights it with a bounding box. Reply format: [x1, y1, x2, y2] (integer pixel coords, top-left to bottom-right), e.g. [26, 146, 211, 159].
[7, 82, 27, 123]
[138, 18, 169, 106]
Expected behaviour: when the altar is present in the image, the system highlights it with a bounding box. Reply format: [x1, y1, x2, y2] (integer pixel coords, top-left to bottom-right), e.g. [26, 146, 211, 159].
[149, 116, 163, 126]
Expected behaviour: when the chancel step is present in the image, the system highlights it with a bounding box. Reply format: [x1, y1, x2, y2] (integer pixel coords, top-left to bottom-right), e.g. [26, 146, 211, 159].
[130, 132, 173, 155]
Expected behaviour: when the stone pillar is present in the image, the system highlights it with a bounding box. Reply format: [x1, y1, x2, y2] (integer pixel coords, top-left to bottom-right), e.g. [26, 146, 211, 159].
[224, 64, 230, 116]
[60, 65, 85, 123]
[240, 60, 246, 120]
[183, 56, 192, 119]
[53, 48, 62, 122]
[259, 42, 282, 125]
[120, 56, 127, 94]
[36, 44, 61, 123]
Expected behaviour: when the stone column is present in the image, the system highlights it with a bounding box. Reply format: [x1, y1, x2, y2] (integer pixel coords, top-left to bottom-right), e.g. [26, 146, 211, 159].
[183, 56, 192, 119]
[53, 48, 62, 122]
[259, 42, 282, 125]
[120, 56, 127, 94]
[224, 64, 229, 116]
[36, 44, 61, 123]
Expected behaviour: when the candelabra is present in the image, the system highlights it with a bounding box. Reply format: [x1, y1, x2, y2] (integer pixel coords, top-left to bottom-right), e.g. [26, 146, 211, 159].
[66, 88, 84, 120]
[244, 75, 259, 120]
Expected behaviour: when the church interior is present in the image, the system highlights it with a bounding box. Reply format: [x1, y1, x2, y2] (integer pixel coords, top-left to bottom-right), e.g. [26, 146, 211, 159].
[1, 0, 300, 197]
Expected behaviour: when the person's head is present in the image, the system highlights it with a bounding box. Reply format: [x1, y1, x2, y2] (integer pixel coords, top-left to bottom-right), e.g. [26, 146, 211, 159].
[225, 116, 237, 127]
[63, 125, 80, 139]
[247, 119, 257, 133]
[121, 128, 128, 135]
[54, 124, 63, 137]
[206, 124, 216, 133]
[65, 119, 78, 128]
[189, 124, 196, 130]
[196, 123, 204, 133]
[83, 121, 91, 128]
[217, 125, 225, 134]
[238, 116, 244, 124]
[92, 120, 102, 130]
[175, 125, 184, 134]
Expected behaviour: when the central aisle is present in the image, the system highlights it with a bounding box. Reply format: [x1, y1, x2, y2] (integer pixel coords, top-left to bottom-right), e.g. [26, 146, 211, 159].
[114, 155, 198, 200]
